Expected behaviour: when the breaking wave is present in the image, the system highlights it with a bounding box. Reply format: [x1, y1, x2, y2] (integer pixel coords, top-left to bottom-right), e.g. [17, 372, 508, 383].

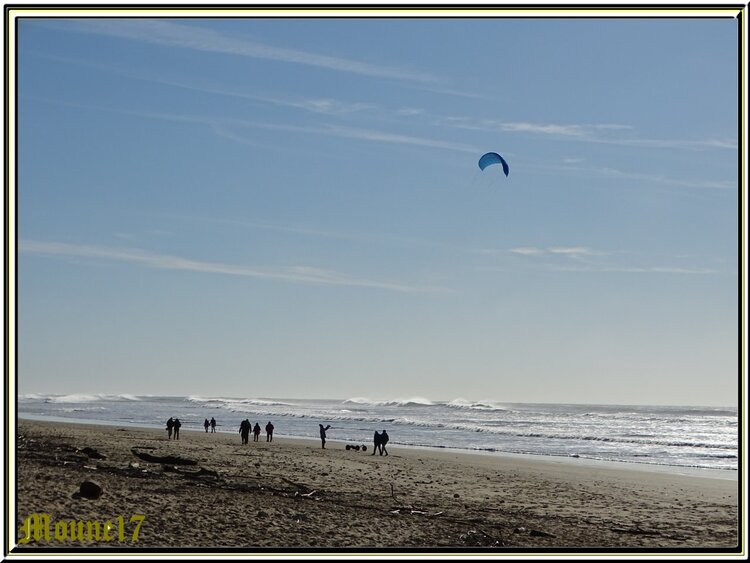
[343, 397, 435, 407]
[20, 393, 143, 403]
[186, 396, 295, 408]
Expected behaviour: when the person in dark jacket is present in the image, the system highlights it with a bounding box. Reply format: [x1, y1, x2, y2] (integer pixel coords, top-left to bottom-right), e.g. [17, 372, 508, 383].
[319, 424, 332, 449]
[239, 419, 251, 445]
[373, 429, 389, 456]
[380, 429, 389, 456]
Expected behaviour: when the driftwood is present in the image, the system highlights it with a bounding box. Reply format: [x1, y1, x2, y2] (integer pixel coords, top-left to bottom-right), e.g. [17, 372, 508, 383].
[131, 448, 197, 465]
[390, 508, 444, 516]
[78, 447, 107, 459]
[529, 529, 557, 538]
[161, 464, 219, 479]
[179, 467, 220, 480]
[281, 476, 312, 491]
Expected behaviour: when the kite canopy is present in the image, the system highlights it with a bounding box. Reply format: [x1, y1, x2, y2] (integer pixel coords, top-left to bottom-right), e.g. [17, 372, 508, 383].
[478, 152, 510, 177]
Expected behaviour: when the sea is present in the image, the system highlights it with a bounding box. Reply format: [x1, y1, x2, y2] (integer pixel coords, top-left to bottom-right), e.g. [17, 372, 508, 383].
[17, 394, 739, 476]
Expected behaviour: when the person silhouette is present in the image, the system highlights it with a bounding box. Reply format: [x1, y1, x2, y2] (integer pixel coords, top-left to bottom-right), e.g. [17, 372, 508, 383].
[210, 417, 216, 433]
[380, 429, 389, 456]
[253, 422, 261, 442]
[265, 421, 274, 442]
[239, 419, 251, 445]
[319, 424, 332, 449]
[204, 418, 210, 433]
[173, 418, 182, 440]
[166, 417, 174, 440]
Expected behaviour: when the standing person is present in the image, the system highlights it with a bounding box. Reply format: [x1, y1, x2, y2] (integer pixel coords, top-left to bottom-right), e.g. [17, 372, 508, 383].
[210, 417, 216, 433]
[380, 429, 389, 456]
[239, 419, 251, 445]
[204, 418, 210, 433]
[253, 422, 261, 442]
[166, 417, 174, 440]
[173, 418, 182, 440]
[265, 421, 275, 442]
[319, 424, 332, 449]
[372, 431, 382, 455]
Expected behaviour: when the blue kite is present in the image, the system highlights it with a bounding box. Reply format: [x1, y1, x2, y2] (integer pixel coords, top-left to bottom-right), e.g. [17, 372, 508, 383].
[478, 152, 510, 177]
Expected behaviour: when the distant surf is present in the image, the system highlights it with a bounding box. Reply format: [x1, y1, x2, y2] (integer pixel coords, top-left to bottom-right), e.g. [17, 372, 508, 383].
[18, 394, 738, 473]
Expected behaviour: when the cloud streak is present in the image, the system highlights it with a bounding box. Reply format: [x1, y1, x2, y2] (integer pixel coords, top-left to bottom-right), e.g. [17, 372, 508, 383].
[558, 164, 736, 190]
[29, 93, 480, 155]
[547, 265, 718, 275]
[136, 74, 378, 116]
[173, 214, 482, 257]
[501, 122, 627, 137]
[506, 245, 718, 275]
[313, 124, 479, 153]
[509, 246, 601, 258]
[47, 19, 438, 82]
[27, 52, 380, 118]
[101, 104, 481, 154]
[19, 240, 439, 293]
[440, 117, 736, 151]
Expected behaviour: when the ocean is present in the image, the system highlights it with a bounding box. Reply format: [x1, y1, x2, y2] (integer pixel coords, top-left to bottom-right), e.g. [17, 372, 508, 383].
[17, 394, 738, 474]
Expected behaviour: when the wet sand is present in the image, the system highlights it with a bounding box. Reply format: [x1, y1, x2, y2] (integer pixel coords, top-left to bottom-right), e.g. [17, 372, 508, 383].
[12, 419, 739, 553]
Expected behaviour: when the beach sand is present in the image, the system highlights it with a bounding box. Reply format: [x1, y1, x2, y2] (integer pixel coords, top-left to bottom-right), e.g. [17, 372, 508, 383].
[13, 419, 739, 552]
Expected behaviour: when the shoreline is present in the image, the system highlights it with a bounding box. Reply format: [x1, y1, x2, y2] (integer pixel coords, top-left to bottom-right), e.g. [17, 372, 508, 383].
[12, 419, 740, 550]
[17, 414, 737, 481]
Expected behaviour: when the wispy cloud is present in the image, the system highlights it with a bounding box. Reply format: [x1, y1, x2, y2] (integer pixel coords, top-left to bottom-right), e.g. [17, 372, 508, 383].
[547, 246, 598, 257]
[135, 74, 377, 116]
[114, 229, 173, 241]
[208, 117, 481, 153]
[315, 124, 479, 153]
[509, 246, 600, 258]
[558, 164, 736, 190]
[31, 94, 480, 155]
[28, 52, 379, 117]
[439, 116, 736, 151]
[508, 247, 547, 256]
[441, 117, 633, 137]
[546, 265, 718, 275]
[168, 214, 483, 257]
[420, 86, 492, 100]
[505, 122, 634, 135]
[46, 19, 438, 82]
[505, 245, 719, 275]
[125, 107, 481, 153]
[19, 240, 440, 293]
[397, 107, 426, 116]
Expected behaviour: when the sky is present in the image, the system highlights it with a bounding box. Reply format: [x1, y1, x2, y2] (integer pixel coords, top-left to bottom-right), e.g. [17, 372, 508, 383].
[14, 12, 741, 406]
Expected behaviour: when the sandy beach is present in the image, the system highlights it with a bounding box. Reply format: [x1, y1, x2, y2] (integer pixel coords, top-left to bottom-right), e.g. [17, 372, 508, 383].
[12, 419, 739, 553]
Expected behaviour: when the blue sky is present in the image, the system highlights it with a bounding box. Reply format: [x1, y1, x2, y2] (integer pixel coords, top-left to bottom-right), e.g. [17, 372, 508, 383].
[15, 14, 739, 406]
